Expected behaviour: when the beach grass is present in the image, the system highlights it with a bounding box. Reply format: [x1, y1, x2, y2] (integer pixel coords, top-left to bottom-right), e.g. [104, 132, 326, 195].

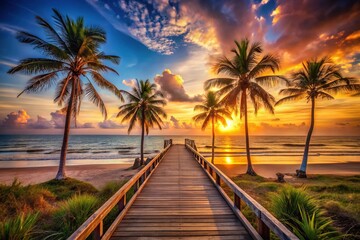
[0, 178, 130, 239]
[225, 174, 360, 239]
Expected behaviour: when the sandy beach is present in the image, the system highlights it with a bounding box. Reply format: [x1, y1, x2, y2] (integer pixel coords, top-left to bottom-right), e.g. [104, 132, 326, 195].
[216, 162, 360, 178]
[0, 164, 136, 188]
[1, 162, 359, 188]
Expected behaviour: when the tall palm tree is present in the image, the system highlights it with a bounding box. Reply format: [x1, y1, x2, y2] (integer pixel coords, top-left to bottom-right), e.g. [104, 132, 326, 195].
[117, 80, 167, 165]
[205, 39, 287, 175]
[276, 57, 360, 178]
[193, 91, 231, 164]
[8, 9, 122, 180]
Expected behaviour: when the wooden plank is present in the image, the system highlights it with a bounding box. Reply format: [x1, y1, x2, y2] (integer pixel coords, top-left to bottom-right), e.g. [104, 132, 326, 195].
[110, 145, 252, 240]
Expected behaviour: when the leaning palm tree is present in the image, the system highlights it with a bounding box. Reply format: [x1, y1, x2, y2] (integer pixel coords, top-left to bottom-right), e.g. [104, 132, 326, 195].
[117, 80, 167, 165]
[276, 57, 360, 178]
[8, 9, 122, 180]
[205, 39, 287, 175]
[193, 91, 231, 164]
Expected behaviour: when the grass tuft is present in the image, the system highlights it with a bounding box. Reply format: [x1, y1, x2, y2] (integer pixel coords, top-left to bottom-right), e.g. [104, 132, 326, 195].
[50, 194, 99, 239]
[0, 212, 39, 240]
[40, 178, 98, 200]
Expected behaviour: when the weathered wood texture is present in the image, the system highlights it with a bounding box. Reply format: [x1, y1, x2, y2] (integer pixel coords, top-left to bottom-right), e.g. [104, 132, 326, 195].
[185, 139, 298, 240]
[111, 144, 252, 240]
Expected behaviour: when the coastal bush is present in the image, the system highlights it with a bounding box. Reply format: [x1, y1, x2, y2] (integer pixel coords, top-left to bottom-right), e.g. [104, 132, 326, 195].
[0, 179, 54, 220]
[51, 194, 99, 239]
[40, 178, 98, 200]
[271, 187, 318, 228]
[290, 207, 339, 240]
[0, 212, 39, 240]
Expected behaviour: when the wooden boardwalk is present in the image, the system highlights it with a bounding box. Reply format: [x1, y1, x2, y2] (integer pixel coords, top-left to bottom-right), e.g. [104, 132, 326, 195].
[111, 144, 252, 239]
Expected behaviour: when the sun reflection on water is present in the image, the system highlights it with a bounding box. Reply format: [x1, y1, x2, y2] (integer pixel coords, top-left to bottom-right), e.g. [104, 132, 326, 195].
[225, 156, 233, 164]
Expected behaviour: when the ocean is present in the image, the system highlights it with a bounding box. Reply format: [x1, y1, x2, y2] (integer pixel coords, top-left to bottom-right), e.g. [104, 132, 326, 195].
[0, 135, 359, 168]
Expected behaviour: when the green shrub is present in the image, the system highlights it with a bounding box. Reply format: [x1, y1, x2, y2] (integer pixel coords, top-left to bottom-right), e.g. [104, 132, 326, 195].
[51, 194, 99, 239]
[271, 187, 318, 228]
[0, 212, 39, 240]
[40, 178, 98, 200]
[290, 207, 339, 240]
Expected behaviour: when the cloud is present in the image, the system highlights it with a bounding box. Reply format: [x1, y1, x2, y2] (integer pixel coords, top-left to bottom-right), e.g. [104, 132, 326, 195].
[0, 110, 95, 130]
[170, 116, 181, 129]
[269, 0, 360, 74]
[98, 119, 127, 129]
[154, 69, 202, 102]
[28, 116, 53, 129]
[169, 115, 193, 129]
[0, 110, 30, 128]
[87, 0, 265, 55]
[122, 79, 137, 88]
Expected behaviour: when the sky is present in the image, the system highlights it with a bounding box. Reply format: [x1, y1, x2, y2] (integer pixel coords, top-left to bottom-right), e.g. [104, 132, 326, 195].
[0, 0, 359, 136]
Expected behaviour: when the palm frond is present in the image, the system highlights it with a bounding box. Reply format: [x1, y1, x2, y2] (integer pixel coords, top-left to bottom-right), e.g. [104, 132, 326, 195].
[18, 71, 59, 97]
[204, 78, 235, 90]
[8, 58, 66, 74]
[85, 82, 107, 119]
[276, 93, 306, 106]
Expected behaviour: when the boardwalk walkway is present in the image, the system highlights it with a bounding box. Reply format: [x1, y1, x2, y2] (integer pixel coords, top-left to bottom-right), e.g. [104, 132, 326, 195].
[111, 144, 251, 239]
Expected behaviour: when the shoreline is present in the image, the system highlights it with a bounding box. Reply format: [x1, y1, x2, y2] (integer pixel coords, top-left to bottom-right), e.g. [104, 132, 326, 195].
[0, 162, 359, 187]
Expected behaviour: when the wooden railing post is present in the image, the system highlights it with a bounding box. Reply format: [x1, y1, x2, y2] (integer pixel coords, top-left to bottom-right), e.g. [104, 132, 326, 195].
[234, 193, 241, 211]
[216, 173, 221, 185]
[257, 217, 270, 240]
[118, 194, 126, 213]
[93, 221, 103, 240]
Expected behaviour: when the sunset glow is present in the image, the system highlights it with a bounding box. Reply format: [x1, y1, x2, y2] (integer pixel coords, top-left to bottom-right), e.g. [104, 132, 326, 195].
[0, 0, 359, 136]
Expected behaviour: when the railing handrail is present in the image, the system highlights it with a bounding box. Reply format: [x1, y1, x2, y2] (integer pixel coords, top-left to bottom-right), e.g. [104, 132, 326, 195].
[185, 139, 298, 240]
[69, 140, 173, 240]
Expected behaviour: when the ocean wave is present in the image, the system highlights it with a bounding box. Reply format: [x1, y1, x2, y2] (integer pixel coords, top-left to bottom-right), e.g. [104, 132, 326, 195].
[283, 143, 326, 147]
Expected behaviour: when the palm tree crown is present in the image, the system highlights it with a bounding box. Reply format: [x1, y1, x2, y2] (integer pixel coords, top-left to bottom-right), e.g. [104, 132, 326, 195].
[193, 91, 231, 130]
[8, 9, 122, 119]
[276, 57, 360, 177]
[117, 79, 167, 164]
[193, 91, 231, 164]
[204, 39, 286, 175]
[7, 9, 121, 180]
[276, 57, 359, 105]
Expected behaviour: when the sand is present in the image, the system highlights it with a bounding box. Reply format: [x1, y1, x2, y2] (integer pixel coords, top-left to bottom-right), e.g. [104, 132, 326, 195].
[0, 164, 137, 189]
[216, 162, 360, 179]
[1, 162, 359, 188]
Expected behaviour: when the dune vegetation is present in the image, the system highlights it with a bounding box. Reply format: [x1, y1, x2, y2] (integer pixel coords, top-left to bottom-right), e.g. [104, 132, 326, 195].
[222, 174, 360, 239]
[0, 178, 129, 240]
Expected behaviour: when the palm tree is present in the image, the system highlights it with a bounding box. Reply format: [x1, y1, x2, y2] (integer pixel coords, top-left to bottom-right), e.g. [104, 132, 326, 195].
[205, 39, 287, 175]
[117, 80, 167, 165]
[276, 57, 360, 178]
[193, 91, 231, 164]
[8, 9, 122, 180]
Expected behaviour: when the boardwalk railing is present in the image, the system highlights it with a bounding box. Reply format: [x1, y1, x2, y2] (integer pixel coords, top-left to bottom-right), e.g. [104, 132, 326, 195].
[185, 139, 299, 240]
[69, 140, 173, 240]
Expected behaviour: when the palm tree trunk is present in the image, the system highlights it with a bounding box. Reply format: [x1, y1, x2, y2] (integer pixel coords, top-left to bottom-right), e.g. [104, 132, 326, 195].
[242, 90, 256, 176]
[140, 108, 145, 165]
[212, 115, 215, 164]
[55, 79, 75, 180]
[298, 97, 315, 178]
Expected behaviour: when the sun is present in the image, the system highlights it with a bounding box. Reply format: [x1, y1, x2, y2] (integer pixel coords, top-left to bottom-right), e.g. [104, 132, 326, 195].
[219, 119, 235, 132]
